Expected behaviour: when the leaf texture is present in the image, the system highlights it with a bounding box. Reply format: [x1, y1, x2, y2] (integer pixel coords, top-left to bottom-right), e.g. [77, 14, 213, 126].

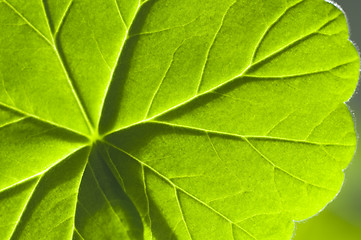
[0, 0, 359, 239]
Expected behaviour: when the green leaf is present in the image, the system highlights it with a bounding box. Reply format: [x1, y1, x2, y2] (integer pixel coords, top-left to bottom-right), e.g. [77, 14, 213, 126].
[0, 0, 359, 239]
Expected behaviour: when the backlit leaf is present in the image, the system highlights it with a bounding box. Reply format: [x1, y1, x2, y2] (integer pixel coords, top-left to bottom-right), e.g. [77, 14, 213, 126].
[0, 0, 359, 239]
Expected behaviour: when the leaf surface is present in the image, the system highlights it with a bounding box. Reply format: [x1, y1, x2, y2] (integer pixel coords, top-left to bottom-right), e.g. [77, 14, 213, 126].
[0, 0, 359, 239]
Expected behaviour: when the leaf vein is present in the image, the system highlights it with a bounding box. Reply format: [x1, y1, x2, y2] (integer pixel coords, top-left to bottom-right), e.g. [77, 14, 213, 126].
[0, 116, 28, 129]
[3, 0, 94, 135]
[104, 141, 257, 240]
[243, 138, 337, 192]
[174, 188, 193, 240]
[114, 0, 128, 30]
[250, 0, 305, 63]
[7, 177, 41, 239]
[88, 163, 124, 227]
[0, 146, 87, 194]
[196, 0, 237, 94]
[2, 0, 53, 45]
[206, 132, 244, 184]
[149, 121, 353, 147]
[54, 0, 73, 37]
[97, 0, 146, 129]
[74, 227, 86, 240]
[0, 102, 89, 139]
[144, 40, 186, 119]
[141, 165, 153, 239]
[249, 12, 343, 68]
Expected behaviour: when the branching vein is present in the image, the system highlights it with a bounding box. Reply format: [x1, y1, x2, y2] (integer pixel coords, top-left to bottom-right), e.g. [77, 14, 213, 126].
[3, 0, 94, 135]
[104, 141, 257, 240]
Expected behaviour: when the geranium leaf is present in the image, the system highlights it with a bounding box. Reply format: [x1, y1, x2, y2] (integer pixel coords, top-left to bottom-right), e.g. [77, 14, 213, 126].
[0, 0, 359, 239]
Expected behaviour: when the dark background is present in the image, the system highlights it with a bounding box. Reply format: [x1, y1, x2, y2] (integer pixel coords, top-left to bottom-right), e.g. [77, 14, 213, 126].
[294, 1, 361, 239]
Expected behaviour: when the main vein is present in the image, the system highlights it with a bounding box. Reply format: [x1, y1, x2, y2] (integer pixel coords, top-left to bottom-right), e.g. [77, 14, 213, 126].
[40, 0, 94, 134]
[104, 4, 345, 137]
[96, 0, 149, 131]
